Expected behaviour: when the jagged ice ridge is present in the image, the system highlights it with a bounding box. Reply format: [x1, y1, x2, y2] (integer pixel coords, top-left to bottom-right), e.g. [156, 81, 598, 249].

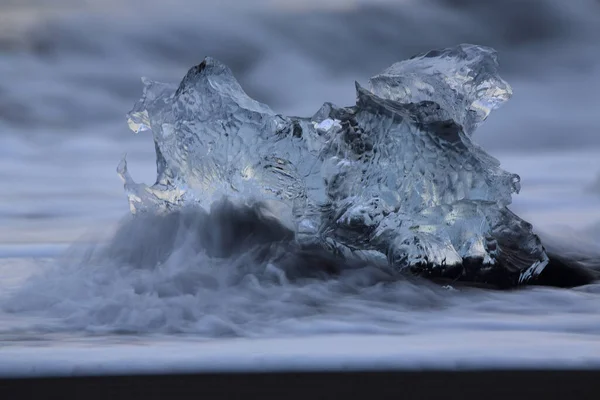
[118, 44, 548, 287]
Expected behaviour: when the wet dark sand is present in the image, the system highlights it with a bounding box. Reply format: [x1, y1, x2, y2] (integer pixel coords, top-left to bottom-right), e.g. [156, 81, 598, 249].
[1, 369, 599, 400]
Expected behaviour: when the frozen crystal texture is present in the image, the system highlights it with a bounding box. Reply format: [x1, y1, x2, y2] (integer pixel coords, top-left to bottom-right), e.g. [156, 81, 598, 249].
[369, 44, 513, 135]
[118, 44, 548, 286]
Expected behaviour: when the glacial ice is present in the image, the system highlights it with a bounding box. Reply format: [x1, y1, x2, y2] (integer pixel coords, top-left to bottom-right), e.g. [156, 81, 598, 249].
[118, 44, 548, 286]
[369, 44, 513, 136]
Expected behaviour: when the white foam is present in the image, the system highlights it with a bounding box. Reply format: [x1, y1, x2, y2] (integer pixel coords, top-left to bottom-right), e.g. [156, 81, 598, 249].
[2, 333, 600, 378]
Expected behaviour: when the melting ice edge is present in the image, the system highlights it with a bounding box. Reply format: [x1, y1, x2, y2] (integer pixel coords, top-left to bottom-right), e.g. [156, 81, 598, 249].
[118, 44, 549, 288]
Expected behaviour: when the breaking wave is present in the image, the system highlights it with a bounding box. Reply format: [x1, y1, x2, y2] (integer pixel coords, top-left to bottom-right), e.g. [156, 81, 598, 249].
[1, 202, 599, 337]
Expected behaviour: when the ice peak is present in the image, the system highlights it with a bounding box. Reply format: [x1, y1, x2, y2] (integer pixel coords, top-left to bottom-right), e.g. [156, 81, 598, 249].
[369, 43, 513, 135]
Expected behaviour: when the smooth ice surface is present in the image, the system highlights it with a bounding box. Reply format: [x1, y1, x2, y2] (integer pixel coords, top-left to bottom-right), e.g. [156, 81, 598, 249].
[119, 44, 547, 286]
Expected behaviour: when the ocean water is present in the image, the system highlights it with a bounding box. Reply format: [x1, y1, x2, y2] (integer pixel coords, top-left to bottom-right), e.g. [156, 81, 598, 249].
[1, 0, 600, 376]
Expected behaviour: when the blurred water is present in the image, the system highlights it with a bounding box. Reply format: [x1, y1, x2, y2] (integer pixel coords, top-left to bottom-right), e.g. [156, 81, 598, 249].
[1, 0, 600, 243]
[1, 0, 600, 371]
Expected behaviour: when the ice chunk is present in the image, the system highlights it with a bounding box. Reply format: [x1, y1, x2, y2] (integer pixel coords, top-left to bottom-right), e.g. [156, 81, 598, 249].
[118, 44, 548, 286]
[369, 44, 513, 135]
